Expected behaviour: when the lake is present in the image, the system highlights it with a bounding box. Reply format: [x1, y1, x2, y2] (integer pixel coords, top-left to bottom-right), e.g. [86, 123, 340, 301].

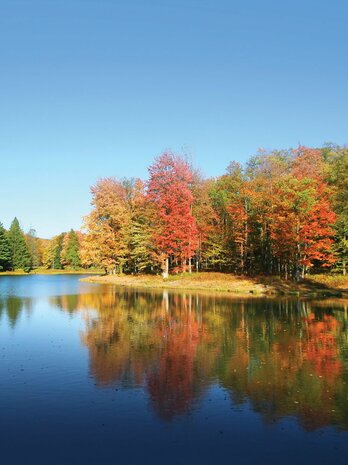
[1, 274, 348, 465]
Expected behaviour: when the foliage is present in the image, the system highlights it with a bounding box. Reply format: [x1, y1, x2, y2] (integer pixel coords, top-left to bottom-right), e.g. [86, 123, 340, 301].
[43, 233, 66, 269]
[0, 222, 11, 271]
[147, 152, 199, 276]
[327, 147, 348, 275]
[7, 218, 32, 272]
[82, 178, 132, 273]
[26, 229, 41, 269]
[2, 144, 347, 278]
[61, 229, 81, 269]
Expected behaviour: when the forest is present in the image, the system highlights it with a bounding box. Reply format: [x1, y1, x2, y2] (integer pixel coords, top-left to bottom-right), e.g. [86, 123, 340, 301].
[0, 144, 347, 278]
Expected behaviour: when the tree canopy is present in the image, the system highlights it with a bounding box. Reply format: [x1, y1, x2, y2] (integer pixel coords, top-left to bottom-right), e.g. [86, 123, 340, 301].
[1, 144, 347, 277]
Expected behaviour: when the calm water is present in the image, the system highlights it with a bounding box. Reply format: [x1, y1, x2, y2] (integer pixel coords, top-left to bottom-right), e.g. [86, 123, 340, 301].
[1, 275, 348, 465]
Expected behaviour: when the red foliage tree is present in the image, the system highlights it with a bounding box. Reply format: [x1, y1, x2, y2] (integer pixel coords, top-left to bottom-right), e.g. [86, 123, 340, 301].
[268, 147, 336, 278]
[147, 152, 199, 277]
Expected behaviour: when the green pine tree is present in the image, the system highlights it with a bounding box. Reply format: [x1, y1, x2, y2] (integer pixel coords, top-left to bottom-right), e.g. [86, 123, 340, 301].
[0, 222, 11, 271]
[53, 233, 65, 269]
[8, 218, 32, 272]
[62, 230, 81, 269]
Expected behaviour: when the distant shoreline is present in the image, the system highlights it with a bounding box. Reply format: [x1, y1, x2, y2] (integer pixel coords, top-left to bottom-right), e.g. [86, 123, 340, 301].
[80, 272, 348, 298]
[0, 269, 102, 276]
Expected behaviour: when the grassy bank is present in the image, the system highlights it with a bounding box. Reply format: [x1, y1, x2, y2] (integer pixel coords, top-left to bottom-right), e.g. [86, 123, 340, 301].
[81, 272, 348, 297]
[0, 268, 103, 276]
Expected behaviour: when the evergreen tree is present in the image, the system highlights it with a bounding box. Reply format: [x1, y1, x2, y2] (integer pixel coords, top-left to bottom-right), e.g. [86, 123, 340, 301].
[0, 222, 11, 271]
[50, 233, 65, 270]
[8, 218, 31, 272]
[62, 229, 81, 269]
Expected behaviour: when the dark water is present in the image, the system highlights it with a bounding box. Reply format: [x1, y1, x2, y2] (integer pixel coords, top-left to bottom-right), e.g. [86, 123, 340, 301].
[1, 275, 348, 465]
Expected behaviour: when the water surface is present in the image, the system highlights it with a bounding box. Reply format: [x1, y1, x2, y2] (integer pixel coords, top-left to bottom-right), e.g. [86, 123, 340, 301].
[1, 275, 348, 465]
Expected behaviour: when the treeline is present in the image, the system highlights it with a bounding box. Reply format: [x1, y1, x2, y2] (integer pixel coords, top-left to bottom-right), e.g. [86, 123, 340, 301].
[81, 144, 348, 278]
[1, 144, 347, 277]
[0, 219, 82, 272]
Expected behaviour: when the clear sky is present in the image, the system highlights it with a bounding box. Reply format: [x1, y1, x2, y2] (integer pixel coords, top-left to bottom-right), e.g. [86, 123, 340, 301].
[1, 0, 347, 238]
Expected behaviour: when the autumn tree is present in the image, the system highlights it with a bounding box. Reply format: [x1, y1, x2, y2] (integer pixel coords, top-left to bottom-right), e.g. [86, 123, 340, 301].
[43, 233, 65, 269]
[202, 176, 233, 271]
[328, 147, 348, 274]
[292, 147, 336, 276]
[191, 174, 217, 270]
[26, 228, 41, 269]
[208, 162, 251, 273]
[79, 145, 342, 278]
[225, 172, 251, 273]
[124, 179, 159, 273]
[244, 150, 291, 274]
[269, 148, 336, 278]
[147, 153, 199, 277]
[83, 178, 131, 274]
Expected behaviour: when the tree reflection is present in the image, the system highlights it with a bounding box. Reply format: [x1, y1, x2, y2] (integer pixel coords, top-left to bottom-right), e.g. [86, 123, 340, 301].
[0, 295, 32, 327]
[52, 289, 348, 429]
[146, 293, 205, 420]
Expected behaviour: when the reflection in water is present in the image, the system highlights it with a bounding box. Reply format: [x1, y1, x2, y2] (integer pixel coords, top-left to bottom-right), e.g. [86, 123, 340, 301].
[2, 277, 348, 465]
[50, 288, 348, 429]
[0, 295, 33, 327]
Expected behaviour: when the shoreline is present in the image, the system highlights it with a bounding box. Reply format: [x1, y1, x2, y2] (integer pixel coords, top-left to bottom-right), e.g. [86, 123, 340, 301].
[0, 269, 102, 276]
[80, 272, 348, 298]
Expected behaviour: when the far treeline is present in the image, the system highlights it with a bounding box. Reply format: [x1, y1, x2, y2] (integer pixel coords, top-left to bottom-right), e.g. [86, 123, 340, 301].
[0, 144, 347, 278]
[0, 220, 82, 272]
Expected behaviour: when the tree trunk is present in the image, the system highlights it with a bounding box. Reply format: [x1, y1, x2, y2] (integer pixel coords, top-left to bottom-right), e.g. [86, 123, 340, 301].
[162, 257, 169, 279]
[296, 221, 301, 281]
[188, 257, 192, 273]
[343, 235, 346, 275]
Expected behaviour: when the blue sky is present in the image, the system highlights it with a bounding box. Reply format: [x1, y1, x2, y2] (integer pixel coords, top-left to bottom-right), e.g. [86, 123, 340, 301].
[1, 0, 347, 238]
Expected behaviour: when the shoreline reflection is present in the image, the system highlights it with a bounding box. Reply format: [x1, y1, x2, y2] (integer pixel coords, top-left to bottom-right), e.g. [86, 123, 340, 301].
[50, 289, 348, 429]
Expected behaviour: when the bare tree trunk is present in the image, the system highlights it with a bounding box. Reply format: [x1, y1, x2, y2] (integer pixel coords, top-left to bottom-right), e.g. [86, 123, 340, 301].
[343, 235, 347, 275]
[163, 257, 169, 279]
[296, 221, 301, 281]
[188, 257, 192, 273]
